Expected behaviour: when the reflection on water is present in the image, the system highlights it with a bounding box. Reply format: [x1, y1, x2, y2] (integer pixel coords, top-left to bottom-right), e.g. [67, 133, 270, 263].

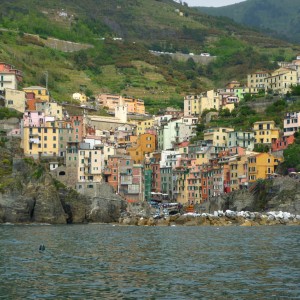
[0, 225, 299, 299]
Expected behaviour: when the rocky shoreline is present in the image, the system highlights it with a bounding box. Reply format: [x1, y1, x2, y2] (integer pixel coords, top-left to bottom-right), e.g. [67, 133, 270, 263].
[119, 210, 300, 226]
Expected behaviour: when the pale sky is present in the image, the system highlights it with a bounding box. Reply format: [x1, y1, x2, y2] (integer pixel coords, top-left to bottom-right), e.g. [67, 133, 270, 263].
[185, 0, 247, 7]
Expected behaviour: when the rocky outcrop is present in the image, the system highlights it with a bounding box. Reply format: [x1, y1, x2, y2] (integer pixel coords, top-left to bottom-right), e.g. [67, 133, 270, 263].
[0, 159, 126, 224]
[201, 177, 300, 215]
[119, 210, 300, 227]
[87, 184, 127, 223]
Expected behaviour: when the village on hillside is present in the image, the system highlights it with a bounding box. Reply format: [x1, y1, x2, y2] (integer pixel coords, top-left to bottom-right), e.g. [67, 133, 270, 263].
[0, 56, 300, 208]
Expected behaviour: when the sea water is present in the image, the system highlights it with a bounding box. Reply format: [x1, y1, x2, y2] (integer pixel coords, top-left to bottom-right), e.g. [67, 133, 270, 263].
[0, 224, 299, 299]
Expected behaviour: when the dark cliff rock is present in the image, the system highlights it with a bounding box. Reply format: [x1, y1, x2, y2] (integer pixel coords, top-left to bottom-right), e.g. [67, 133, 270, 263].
[0, 159, 127, 224]
[201, 177, 300, 214]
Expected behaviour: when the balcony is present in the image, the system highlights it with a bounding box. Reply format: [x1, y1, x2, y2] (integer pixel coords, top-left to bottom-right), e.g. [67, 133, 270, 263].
[29, 138, 39, 144]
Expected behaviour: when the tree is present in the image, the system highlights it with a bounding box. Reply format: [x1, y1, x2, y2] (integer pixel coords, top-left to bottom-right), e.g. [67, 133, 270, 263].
[243, 93, 253, 102]
[283, 143, 300, 171]
[219, 108, 231, 118]
[291, 84, 300, 96]
[253, 144, 269, 153]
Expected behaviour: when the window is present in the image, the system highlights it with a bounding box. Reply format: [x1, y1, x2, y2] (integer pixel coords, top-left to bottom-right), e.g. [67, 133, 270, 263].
[44, 128, 48, 133]
[53, 144, 56, 148]
[44, 143, 47, 148]
[44, 136, 47, 141]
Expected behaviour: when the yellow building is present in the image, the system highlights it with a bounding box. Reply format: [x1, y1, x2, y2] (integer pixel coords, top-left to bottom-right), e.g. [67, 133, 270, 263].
[184, 90, 220, 117]
[174, 168, 189, 204]
[265, 68, 298, 94]
[204, 127, 234, 147]
[23, 86, 50, 101]
[248, 152, 279, 183]
[4, 88, 26, 113]
[127, 133, 156, 164]
[253, 121, 280, 144]
[184, 95, 200, 116]
[135, 119, 155, 135]
[35, 101, 63, 120]
[228, 155, 248, 191]
[247, 70, 269, 90]
[23, 120, 59, 158]
[199, 90, 220, 115]
[72, 92, 87, 103]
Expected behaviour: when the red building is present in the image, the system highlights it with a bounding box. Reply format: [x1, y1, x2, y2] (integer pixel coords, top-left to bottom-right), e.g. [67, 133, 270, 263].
[0, 62, 23, 82]
[271, 135, 295, 152]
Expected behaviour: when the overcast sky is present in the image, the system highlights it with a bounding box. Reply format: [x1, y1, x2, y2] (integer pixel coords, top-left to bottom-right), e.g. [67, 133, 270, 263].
[185, 0, 247, 7]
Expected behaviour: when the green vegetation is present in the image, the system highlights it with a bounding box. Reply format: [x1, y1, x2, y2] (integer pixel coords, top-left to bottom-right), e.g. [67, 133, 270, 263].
[291, 85, 300, 96]
[0, 0, 298, 107]
[0, 107, 22, 120]
[283, 132, 300, 172]
[253, 144, 270, 153]
[197, 0, 300, 43]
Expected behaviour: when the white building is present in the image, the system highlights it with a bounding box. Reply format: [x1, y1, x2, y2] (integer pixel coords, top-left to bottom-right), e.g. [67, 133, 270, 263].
[0, 73, 18, 91]
[227, 131, 255, 150]
[283, 112, 300, 136]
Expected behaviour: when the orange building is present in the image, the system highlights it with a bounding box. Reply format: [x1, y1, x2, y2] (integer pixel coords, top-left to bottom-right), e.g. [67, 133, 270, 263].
[127, 133, 156, 164]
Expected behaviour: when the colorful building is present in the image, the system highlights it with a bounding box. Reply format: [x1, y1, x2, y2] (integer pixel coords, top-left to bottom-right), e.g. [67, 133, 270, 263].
[22, 114, 59, 158]
[248, 152, 279, 183]
[204, 127, 234, 147]
[127, 133, 156, 164]
[247, 70, 269, 90]
[264, 68, 298, 94]
[4, 88, 26, 113]
[227, 131, 255, 150]
[253, 121, 280, 145]
[283, 112, 300, 136]
[135, 119, 155, 135]
[23, 86, 50, 101]
[271, 135, 295, 152]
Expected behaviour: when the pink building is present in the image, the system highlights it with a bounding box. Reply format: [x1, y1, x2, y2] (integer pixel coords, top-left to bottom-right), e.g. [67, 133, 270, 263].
[151, 152, 161, 193]
[104, 155, 144, 202]
[97, 93, 145, 114]
[23, 111, 45, 127]
[69, 115, 84, 142]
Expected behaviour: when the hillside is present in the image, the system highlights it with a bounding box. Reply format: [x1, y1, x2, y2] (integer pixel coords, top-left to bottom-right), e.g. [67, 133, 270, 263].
[196, 0, 300, 44]
[0, 0, 299, 109]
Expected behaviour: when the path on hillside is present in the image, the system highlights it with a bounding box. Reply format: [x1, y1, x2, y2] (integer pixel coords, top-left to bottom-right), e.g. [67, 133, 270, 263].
[0, 28, 93, 52]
